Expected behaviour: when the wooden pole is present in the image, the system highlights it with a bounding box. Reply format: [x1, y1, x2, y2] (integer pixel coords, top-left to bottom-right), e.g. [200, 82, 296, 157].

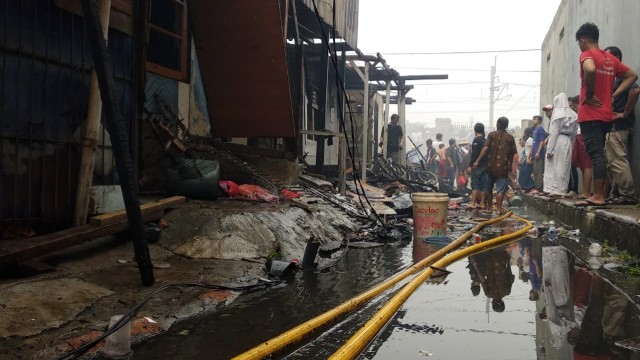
[398, 90, 406, 166]
[381, 81, 391, 156]
[81, 0, 154, 286]
[361, 62, 369, 182]
[338, 135, 346, 195]
[282, 0, 290, 44]
[73, 0, 111, 226]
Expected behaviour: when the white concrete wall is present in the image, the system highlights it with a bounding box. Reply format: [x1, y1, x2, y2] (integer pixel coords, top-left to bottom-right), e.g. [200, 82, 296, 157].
[542, 0, 640, 192]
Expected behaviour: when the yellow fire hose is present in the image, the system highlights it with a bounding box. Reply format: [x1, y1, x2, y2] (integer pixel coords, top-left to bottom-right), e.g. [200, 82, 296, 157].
[329, 214, 533, 360]
[232, 211, 516, 360]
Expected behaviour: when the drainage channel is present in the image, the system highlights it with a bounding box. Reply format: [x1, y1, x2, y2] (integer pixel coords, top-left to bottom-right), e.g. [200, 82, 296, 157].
[131, 207, 640, 359]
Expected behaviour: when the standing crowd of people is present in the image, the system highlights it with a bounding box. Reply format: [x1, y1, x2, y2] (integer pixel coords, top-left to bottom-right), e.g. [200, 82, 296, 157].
[387, 23, 639, 213]
[422, 118, 518, 214]
[518, 23, 639, 207]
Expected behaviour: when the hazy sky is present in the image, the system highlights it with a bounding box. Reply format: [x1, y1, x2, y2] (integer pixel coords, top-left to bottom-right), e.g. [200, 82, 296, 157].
[357, 0, 562, 128]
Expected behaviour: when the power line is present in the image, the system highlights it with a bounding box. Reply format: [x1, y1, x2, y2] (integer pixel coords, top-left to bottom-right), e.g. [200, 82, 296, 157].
[384, 48, 541, 55]
[408, 107, 539, 114]
[409, 81, 490, 86]
[394, 66, 541, 73]
[502, 82, 540, 116]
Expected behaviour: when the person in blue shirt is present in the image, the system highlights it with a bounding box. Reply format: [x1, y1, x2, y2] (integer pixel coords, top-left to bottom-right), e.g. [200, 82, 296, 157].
[518, 127, 535, 191]
[531, 114, 548, 192]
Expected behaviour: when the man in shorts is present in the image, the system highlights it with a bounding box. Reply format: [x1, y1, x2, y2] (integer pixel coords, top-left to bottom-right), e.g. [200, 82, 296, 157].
[569, 95, 592, 198]
[473, 117, 517, 214]
[574, 22, 637, 206]
[468, 123, 487, 209]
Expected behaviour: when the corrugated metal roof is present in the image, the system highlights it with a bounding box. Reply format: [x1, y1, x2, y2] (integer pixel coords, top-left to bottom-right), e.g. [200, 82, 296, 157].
[300, 0, 358, 48]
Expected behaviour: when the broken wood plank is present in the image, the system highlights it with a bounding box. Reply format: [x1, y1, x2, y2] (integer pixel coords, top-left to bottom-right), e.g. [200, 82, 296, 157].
[89, 196, 185, 226]
[0, 209, 164, 269]
[370, 202, 397, 215]
[288, 199, 313, 213]
[349, 241, 384, 249]
[300, 174, 334, 191]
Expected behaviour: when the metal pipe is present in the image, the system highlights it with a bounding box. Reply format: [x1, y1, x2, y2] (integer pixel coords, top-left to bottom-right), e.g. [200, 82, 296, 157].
[231, 212, 516, 360]
[301, 240, 320, 269]
[329, 215, 533, 359]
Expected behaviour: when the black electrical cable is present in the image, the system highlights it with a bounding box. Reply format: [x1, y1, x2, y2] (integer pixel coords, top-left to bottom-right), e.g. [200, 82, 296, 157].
[54, 281, 282, 360]
[309, 0, 385, 227]
[309, 0, 369, 215]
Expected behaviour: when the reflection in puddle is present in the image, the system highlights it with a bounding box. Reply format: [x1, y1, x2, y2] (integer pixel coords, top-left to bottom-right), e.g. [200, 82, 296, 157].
[529, 236, 640, 359]
[468, 246, 514, 313]
[370, 221, 640, 359]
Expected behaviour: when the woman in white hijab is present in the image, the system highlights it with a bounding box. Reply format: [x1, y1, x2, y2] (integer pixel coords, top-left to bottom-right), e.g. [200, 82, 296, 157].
[543, 93, 578, 196]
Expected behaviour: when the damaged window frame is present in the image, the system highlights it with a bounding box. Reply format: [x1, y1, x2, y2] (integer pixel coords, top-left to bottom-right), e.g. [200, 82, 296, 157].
[146, 0, 189, 82]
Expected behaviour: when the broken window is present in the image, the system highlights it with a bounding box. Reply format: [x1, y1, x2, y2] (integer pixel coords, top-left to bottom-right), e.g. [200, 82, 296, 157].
[146, 0, 188, 82]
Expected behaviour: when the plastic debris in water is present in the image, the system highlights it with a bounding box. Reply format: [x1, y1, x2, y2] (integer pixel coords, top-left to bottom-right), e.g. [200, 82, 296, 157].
[472, 233, 481, 243]
[526, 227, 539, 238]
[589, 243, 602, 256]
[419, 350, 434, 357]
[547, 226, 557, 240]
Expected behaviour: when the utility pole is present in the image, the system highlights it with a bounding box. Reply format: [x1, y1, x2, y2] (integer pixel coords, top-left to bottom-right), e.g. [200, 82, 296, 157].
[489, 57, 496, 131]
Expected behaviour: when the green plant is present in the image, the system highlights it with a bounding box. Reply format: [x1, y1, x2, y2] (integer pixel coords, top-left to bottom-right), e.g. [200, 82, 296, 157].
[625, 264, 640, 277]
[267, 248, 281, 260]
[618, 250, 634, 263]
[602, 240, 612, 257]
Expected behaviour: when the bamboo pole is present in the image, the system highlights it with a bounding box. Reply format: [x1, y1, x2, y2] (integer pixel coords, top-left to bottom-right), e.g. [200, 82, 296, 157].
[73, 0, 112, 226]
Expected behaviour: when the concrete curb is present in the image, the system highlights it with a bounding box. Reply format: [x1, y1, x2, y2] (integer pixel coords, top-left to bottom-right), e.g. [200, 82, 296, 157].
[524, 195, 640, 254]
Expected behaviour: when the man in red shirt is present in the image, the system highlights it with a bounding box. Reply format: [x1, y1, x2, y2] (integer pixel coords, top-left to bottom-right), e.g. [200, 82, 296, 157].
[575, 23, 637, 206]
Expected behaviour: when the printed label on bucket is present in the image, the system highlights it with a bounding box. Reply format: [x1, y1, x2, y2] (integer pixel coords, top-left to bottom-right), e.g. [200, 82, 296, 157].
[412, 193, 448, 239]
[414, 214, 446, 237]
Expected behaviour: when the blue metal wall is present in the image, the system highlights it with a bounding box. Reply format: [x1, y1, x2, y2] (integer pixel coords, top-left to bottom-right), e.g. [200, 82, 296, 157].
[0, 0, 135, 230]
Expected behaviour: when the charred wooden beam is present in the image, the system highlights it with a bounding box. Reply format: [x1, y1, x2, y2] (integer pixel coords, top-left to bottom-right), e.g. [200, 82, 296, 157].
[81, 0, 154, 286]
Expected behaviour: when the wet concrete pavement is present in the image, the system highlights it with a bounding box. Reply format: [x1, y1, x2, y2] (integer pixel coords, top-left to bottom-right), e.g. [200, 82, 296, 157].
[7, 193, 640, 359]
[0, 196, 365, 360]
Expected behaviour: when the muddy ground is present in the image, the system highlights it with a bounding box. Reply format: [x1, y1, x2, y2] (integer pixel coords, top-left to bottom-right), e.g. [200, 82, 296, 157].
[0, 196, 365, 360]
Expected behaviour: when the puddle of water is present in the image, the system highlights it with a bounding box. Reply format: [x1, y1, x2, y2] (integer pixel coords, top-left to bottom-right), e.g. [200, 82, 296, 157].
[132, 206, 640, 359]
[363, 246, 536, 360]
[365, 208, 640, 360]
[132, 241, 414, 359]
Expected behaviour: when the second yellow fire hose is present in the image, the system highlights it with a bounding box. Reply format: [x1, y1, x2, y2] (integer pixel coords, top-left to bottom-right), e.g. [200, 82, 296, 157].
[233, 211, 519, 360]
[328, 214, 533, 359]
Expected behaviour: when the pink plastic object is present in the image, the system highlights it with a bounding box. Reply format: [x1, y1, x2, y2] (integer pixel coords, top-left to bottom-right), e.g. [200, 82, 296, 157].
[237, 184, 279, 203]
